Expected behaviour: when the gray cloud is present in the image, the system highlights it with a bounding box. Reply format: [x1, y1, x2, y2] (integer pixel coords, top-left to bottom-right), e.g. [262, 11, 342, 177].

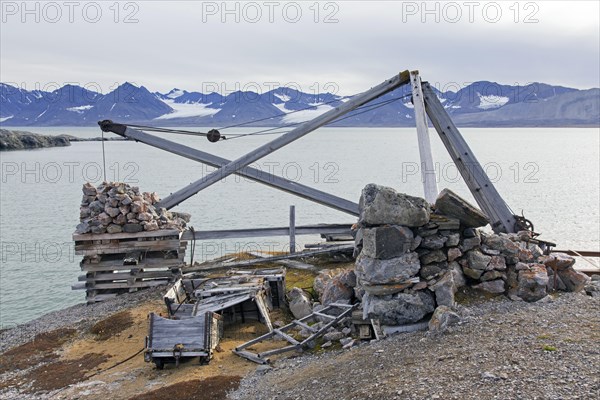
[1, 1, 598, 95]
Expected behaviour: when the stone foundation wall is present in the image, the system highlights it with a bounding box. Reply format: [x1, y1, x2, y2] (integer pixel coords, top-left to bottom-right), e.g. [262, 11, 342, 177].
[353, 184, 591, 327]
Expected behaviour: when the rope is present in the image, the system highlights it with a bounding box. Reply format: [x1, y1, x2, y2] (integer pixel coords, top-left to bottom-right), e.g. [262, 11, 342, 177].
[217, 96, 351, 130]
[224, 94, 411, 141]
[112, 93, 412, 142]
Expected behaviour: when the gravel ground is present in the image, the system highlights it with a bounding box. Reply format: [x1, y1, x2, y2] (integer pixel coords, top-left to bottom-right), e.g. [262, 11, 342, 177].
[0, 287, 163, 353]
[229, 292, 599, 400]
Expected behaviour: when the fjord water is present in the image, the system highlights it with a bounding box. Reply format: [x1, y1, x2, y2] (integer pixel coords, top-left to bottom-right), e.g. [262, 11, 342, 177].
[0, 127, 598, 327]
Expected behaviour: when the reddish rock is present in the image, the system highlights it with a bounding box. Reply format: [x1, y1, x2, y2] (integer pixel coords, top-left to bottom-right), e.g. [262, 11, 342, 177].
[447, 247, 462, 262]
[557, 266, 590, 292]
[517, 264, 548, 302]
[488, 255, 507, 271]
[540, 253, 576, 271]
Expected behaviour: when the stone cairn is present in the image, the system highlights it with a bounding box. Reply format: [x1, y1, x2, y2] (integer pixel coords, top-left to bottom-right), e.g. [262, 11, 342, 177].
[352, 184, 591, 329]
[76, 182, 190, 235]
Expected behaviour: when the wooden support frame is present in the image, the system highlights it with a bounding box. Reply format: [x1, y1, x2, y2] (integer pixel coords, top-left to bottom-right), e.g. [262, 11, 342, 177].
[115, 126, 359, 216]
[157, 71, 411, 209]
[421, 82, 517, 233]
[410, 70, 439, 204]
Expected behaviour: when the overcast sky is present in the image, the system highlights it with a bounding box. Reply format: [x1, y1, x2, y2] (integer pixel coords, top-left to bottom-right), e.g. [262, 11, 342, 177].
[1, 0, 599, 95]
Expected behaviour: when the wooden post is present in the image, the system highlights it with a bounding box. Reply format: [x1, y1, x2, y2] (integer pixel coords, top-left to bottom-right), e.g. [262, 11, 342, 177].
[410, 70, 439, 204]
[421, 82, 517, 233]
[157, 71, 411, 210]
[289, 205, 296, 254]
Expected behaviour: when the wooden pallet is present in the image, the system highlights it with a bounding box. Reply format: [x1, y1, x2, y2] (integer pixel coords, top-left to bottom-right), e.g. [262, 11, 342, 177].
[233, 303, 357, 364]
[72, 229, 186, 303]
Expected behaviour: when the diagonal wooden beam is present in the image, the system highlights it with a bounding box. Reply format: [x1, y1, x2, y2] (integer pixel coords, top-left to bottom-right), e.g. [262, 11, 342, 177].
[157, 71, 412, 210]
[421, 82, 517, 233]
[108, 126, 359, 215]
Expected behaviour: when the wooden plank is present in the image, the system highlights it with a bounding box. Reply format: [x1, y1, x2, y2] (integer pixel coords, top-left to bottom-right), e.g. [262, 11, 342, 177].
[289, 205, 296, 254]
[76, 241, 182, 256]
[180, 224, 353, 241]
[235, 331, 277, 350]
[312, 312, 336, 320]
[78, 270, 180, 282]
[277, 260, 318, 272]
[75, 239, 181, 251]
[255, 294, 273, 331]
[73, 229, 180, 241]
[233, 350, 269, 364]
[410, 70, 439, 204]
[156, 71, 411, 210]
[292, 320, 316, 332]
[257, 344, 301, 358]
[422, 82, 517, 233]
[273, 329, 299, 345]
[89, 279, 170, 289]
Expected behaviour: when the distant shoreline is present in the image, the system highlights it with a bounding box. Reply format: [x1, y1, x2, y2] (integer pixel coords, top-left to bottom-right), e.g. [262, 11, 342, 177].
[0, 129, 126, 151]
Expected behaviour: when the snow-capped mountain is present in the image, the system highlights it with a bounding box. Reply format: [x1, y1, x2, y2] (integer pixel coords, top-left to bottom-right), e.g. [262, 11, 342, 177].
[0, 80, 597, 127]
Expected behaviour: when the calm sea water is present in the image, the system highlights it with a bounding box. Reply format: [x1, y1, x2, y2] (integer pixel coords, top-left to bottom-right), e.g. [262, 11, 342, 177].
[0, 126, 598, 327]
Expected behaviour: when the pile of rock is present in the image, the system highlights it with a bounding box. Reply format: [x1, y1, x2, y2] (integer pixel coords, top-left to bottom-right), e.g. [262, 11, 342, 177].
[76, 182, 190, 234]
[351, 184, 591, 328]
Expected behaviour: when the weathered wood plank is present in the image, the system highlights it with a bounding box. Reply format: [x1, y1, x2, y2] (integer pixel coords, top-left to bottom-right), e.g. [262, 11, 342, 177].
[180, 224, 353, 241]
[73, 229, 180, 241]
[410, 70, 439, 204]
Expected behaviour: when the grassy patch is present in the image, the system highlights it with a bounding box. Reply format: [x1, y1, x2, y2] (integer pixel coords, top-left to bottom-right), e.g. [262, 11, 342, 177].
[0, 328, 77, 374]
[90, 310, 134, 341]
[128, 376, 241, 400]
[542, 344, 557, 352]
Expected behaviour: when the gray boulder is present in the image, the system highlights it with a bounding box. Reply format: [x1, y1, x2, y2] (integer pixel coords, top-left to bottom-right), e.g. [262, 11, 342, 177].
[429, 271, 456, 307]
[450, 261, 467, 288]
[288, 287, 313, 319]
[428, 305, 461, 334]
[420, 249, 447, 265]
[557, 266, 590, 292]
[362, 290, 435, 325]
[517, 264, 549, 302]
[355, 252, 420, 285]
[460, 236, 481, 252]
[314, 268, 356, 305]
[420, 262, 447, 280]
[420, 234, 448, 250]
[434, 189, 489, 228]
[361, 225, 415, 259]
[468, 249, 492, 270]
[473, 279, 505, 294]
[359, 184, 430, 227]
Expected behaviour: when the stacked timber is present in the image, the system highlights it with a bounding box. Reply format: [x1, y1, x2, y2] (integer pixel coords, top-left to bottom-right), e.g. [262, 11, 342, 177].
[73, 182, 190, 303]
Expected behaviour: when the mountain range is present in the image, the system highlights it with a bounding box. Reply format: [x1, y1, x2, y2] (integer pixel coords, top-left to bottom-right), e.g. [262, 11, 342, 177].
[0, 80, 598, 127]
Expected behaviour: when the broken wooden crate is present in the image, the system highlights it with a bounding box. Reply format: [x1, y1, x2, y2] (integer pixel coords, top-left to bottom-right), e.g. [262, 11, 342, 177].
[72, 229, 187, 303]
[233, 302, 357, 364]
[145, 269, 286, 368]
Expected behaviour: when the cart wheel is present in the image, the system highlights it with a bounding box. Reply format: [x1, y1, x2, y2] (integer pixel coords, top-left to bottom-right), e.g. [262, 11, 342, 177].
[199, 356, 209, 365]
[154, 358, 165, 370]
